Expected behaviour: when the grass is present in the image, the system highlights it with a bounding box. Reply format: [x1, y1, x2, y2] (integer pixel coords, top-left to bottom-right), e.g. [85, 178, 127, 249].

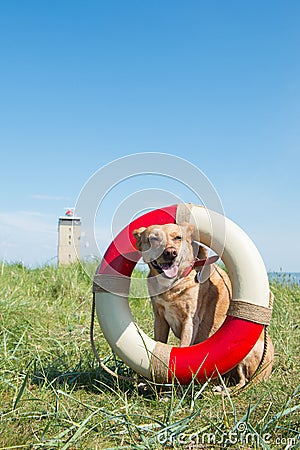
[0, 262, 299, 449]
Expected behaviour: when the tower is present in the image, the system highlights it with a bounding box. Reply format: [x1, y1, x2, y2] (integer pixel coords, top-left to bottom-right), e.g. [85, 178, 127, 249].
[57, 209, 81, 265]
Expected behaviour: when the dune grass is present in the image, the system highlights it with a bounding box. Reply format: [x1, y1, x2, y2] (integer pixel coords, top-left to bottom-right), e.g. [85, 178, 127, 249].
[0, 262, 299, 449]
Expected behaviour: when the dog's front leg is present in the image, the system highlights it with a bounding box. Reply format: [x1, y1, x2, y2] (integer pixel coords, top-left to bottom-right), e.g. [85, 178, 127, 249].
[154, 315, 170, 343]
[152, 303, 170, 343]
[179, 319, 194, 347]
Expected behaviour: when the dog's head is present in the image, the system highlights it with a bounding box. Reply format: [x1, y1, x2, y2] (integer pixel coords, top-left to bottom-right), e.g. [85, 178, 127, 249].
[133, 223, 198, 280]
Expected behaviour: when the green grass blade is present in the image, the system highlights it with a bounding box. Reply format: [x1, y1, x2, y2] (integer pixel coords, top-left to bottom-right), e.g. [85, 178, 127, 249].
[13, 370, 30, 410]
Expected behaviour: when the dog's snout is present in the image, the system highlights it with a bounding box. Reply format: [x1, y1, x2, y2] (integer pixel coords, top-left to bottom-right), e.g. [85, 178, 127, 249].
[163, 247, 177, 260]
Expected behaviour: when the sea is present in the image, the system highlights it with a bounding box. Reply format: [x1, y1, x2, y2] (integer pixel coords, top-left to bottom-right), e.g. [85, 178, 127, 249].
[268, 272, 300, 286]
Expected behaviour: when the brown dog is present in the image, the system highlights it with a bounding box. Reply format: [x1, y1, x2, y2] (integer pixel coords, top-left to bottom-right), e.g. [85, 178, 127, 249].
[133, 222, 274, 388]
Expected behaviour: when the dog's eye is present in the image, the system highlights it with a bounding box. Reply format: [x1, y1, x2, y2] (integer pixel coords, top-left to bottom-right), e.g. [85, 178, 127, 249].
[149, 235, 159, 242]
[173, 236, 182, 241]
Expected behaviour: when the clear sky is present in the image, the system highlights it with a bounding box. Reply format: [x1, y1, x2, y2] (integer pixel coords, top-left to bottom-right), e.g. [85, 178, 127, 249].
[0, 0, 299, 271]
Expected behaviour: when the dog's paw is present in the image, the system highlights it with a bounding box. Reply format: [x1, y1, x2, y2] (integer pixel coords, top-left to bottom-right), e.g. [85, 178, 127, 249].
[212, 385, 226, 395]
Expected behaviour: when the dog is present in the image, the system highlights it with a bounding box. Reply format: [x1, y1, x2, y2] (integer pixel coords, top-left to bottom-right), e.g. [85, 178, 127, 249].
[133, 222, 274, 389]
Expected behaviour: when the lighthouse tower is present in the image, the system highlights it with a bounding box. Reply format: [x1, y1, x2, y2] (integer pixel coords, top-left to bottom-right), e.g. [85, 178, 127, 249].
[57, 209, 81, 265]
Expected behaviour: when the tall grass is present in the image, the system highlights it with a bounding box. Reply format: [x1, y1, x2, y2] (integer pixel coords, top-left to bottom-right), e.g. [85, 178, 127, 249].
[0, 263, 299, 449]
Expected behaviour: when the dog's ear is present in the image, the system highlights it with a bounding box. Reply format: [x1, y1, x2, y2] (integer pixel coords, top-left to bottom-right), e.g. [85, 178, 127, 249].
[133, 227, 146, 251]
[179, 222, 195, 240]
[179, 222, 207, 258]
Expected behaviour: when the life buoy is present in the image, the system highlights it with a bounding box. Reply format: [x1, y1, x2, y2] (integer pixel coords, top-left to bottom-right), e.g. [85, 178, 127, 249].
[93, 204, 272, 384]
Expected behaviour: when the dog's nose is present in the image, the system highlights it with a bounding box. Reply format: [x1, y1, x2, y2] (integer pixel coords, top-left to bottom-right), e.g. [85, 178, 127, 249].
[163, 247, 177, 260]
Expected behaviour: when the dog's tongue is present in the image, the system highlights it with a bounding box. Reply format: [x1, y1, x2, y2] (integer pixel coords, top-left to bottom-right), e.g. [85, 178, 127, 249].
[161, 263, 179, 278]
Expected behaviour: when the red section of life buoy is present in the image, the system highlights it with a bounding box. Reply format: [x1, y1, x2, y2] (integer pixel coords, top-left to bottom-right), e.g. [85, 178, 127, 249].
[168, 317, 262, 383]
[96, 204, 263, 383]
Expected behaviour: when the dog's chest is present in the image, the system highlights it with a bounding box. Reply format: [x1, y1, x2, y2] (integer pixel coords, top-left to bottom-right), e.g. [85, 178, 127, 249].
[152, 295, 183, 338]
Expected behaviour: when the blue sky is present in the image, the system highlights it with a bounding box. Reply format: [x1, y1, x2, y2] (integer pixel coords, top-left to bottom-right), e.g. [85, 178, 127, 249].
[0, 0, 299, 271]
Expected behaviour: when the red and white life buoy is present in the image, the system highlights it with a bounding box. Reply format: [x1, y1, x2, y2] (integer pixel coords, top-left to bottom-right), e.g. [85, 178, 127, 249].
[93, 204, 271, 384]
